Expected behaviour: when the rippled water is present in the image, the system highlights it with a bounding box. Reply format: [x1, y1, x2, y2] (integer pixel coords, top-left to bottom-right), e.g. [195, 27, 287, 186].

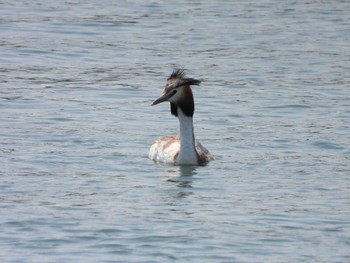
[1, 0, 350, 262]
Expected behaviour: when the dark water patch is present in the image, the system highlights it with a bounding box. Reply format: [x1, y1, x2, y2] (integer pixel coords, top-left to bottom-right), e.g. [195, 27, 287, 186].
[312, 140, 346, 150]
[265, 104, 311, 109]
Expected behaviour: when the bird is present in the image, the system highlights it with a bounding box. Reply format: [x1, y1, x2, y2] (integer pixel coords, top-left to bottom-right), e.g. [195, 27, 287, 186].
[149, 69, 213, 166]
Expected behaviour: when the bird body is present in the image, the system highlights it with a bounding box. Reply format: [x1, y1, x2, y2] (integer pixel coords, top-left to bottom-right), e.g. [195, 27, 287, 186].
[149, 69, 213, 166]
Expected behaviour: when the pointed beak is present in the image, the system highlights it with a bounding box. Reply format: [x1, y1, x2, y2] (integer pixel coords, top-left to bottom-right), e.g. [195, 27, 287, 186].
[151, 92, 173, 106]
[152, 94, 167, 105]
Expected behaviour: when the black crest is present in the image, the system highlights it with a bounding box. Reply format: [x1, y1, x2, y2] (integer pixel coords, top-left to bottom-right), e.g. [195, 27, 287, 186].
[167, 69, 186, 81]
[167, 69, 201, 88]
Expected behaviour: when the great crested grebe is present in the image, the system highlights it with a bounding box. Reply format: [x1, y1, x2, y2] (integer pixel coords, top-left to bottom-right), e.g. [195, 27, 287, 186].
[149, 69, 213, 166]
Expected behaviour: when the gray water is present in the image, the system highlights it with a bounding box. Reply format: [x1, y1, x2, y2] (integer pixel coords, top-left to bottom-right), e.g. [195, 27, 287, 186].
[1, 0, 350, 262]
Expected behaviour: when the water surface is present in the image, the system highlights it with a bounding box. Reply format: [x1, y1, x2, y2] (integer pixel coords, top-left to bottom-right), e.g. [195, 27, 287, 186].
[1, 0, 350, 262]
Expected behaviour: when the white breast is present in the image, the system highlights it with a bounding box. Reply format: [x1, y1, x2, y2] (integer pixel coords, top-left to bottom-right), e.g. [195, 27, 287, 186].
[149, 135, 180, 164]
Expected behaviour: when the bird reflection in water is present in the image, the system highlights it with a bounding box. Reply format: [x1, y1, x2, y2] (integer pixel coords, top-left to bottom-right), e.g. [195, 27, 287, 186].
[166, 165, 197, 198]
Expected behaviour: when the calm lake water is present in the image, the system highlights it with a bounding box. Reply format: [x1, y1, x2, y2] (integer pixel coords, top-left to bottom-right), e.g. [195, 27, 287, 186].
[1, 0, 350, 262]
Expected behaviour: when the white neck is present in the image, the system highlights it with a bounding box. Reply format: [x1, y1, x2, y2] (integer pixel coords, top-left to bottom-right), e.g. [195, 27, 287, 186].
[176, 108, 198, 165]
